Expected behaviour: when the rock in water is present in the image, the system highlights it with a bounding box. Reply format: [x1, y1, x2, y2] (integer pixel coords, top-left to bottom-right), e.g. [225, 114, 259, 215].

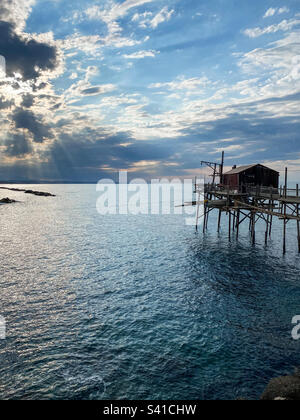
[0, 197, 17, 204]
[261, 373, 300, 400]
[24, 190, 55, 197]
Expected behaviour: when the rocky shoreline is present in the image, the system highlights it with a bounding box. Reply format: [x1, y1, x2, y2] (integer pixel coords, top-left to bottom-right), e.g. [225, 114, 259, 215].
[260, 369, 300, 400]
[0, 197, 18, 204]
[0, 187, 56, 197]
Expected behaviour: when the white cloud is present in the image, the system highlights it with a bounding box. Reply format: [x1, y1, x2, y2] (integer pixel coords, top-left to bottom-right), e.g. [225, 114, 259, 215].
[84, 1, 156, 48]
[239, 30, 300, 97]
[278, 7, 290, 15]
[244, 18, 300, 38]
[123, 50, 159, 59]
[149, 76, 210, 91]
[264, 8, 277, 18]
[0, 0, 37, 31]
[263, 6, 290, 19]
[60, 34, 103, 55]
[132, 7, 174, 29]
[132, 11, 153, 22]
[149, 7, 174, 28]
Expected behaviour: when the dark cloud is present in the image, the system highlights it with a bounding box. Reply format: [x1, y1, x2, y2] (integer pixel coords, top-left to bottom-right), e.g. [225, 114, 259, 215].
[21, 93, 34, 108]
[0, 95, 13, 109]
[1, 95, 300, 181]
[4, 132, 33, 157]
[0, 21, 58, 81]
[12, 108, 53, 143]
[80, 87, 105, 96]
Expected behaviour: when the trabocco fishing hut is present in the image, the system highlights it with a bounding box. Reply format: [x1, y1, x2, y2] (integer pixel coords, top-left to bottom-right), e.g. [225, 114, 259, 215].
[191, 152, 300, 254]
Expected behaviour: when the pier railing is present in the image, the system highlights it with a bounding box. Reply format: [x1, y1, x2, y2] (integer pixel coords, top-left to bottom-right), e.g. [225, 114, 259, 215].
[201, 183, 300, 199]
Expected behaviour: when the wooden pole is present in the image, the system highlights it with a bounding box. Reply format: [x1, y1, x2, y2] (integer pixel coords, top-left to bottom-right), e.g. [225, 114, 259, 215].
[203, 189, 208, 233]
[220, 151, 225, 185]
[229, 211, 231, 241]
[251, 210, 256, 245]
[217, 209, 222, 233]
[269, 194, 273, 238]
[195, 189, 200, 232]
[297, 184, 300, 253]
[236, 209, 240, 240]
[283, 168, 288, 254]
[269, 213, 273, 238]
[265, 214, 269, 245]
[232, 211, 235, 232]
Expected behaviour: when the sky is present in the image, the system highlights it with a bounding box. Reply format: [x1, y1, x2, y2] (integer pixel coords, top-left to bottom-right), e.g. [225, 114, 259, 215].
[0, 0, 300, 182]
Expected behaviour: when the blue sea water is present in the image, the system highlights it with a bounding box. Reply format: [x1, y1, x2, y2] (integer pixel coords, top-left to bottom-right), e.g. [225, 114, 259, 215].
[0, 184, 300, 400]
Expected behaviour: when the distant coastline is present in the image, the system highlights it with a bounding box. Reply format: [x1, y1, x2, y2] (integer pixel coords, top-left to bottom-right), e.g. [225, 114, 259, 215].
[0, 181, 95, 184]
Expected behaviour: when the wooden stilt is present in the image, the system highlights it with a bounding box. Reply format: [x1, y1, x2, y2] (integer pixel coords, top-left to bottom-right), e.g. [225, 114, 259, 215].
[217, 209, 222, 233]
[251, 212, 256, 245]
[203, 201, 207, 233]
[195, 188, 200, 231]
[236, 210, 240, 240]
[265, 214, 269, 245]
[269, 209, 273, 238]
[297, 184, 300, 253]
[283, 223, 286, 254]
[205, 208, 209, 231]
[232, 211, 235, 232]
[283, 168, 288, 254]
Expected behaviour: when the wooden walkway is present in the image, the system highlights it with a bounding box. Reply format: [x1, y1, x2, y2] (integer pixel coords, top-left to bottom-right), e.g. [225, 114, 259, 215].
[189, 170, 300, 254]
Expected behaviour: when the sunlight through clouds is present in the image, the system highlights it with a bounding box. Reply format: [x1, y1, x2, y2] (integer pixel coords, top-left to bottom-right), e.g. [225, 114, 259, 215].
[0, 0, 300, 181]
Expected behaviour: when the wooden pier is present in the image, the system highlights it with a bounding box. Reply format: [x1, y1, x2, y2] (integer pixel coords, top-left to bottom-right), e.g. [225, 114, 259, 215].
[191, 154, 300, 254]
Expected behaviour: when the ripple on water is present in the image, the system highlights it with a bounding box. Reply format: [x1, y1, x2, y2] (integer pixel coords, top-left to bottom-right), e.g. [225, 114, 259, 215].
[0, 185, 300, 400]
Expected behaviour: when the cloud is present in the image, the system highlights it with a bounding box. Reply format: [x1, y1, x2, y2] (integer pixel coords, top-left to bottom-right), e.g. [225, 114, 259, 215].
[0, 0, 36, 31]
[278, 7, 290, 15]
[132, 7, 174, 29]
[264, 7, 290, 19]
[61, 34, 103, 56]
[21, 93, 35, 108]
[86, 0, 155, 23]
[123, 50, 159, 59]
[4, 132, 33, 157]
[238, 30, 300, 97]
[244, 18, 300, 38]
[0, 95, 14, 109]
[149, 76, 209, 91]
[69, 72, 78, 80]
[84, 0, 155, 49]
[149, 7, 174, 29]
[12, 108, 53, 143]
[263, 8, 276, 18]
[80, 85, 116, 96]
[0, 21, 58, 81]
[64, 66, 116, 100]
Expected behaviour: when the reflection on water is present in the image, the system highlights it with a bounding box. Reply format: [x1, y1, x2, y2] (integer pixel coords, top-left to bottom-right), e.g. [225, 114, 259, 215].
[0, 185, 300, 400]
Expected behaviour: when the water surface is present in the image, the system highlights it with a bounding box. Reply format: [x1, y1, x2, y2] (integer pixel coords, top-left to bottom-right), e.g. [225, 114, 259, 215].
[0, 184, 300, 400]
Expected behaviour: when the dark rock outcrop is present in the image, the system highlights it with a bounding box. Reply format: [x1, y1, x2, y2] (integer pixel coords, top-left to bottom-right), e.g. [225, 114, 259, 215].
[0, 187, 55, 197]
[24, 190, 55, 197]
[0, 197, 17, 204]
[261, 370, 300, 400]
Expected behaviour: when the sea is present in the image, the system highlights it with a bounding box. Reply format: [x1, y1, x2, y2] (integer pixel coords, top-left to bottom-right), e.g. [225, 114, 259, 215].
[0, 184, 300, 400]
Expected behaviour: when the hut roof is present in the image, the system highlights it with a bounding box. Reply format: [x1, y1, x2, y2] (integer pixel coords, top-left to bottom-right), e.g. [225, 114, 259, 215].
[224, 164, 279, 176]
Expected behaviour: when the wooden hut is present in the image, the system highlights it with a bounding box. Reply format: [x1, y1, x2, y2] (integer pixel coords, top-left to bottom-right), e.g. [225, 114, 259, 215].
[223, 164, 279, 189]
